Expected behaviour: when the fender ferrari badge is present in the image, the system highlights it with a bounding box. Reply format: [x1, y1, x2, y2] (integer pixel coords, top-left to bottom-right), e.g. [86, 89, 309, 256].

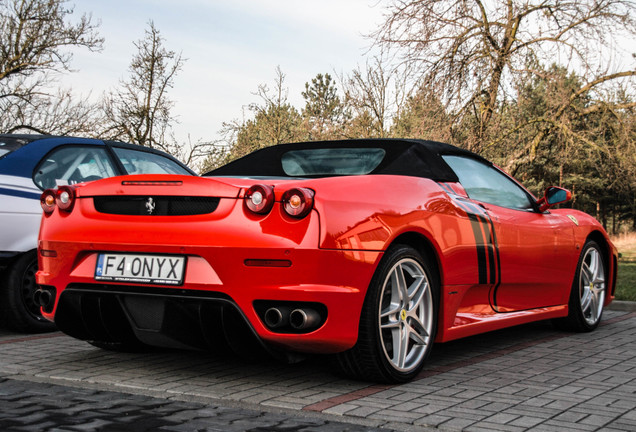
[567, 215, 579, 226]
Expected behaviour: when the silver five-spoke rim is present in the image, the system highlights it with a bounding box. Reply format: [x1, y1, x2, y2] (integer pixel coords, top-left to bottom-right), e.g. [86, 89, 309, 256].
[579, 246, 605, 326]
[379, 258, 433, 373]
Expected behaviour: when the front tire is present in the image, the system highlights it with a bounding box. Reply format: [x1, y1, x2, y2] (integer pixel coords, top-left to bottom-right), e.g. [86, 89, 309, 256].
[336, 245, 438, 383]
[0, 250, 56, 333]
[555, 240, 606, 332]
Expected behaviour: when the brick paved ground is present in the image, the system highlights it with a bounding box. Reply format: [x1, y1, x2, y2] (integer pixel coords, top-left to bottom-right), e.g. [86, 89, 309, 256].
[0, 378, 393, 431]
[1, 308, 634, 431]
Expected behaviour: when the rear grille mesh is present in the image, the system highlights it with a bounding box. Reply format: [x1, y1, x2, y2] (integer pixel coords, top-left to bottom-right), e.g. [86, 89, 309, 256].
[93, 196, 220, 216]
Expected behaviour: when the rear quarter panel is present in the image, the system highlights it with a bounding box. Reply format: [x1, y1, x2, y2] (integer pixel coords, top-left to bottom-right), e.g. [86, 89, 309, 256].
[310, 175, 481, 287]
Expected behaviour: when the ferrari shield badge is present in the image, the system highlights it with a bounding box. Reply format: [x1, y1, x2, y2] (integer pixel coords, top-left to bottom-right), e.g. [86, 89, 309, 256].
[567, 215, 579, 226]
[146, 197, 156, 214]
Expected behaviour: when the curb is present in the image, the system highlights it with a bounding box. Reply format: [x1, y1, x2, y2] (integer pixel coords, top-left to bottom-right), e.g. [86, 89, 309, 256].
[607, 300, 636, 312]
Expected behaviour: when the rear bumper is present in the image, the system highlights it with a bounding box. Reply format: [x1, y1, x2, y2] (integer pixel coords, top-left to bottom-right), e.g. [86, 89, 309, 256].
[36, 190, 385, 354]
[37, 242, 381, 354]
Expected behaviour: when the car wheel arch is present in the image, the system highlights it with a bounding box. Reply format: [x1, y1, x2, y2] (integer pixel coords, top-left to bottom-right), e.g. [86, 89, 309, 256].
[585, 230, 616, 299]
[0, 248, 56, 332]
[385, 231, 443, 289]
[336, 239, 441, 382]
[381, 231, 445, 329]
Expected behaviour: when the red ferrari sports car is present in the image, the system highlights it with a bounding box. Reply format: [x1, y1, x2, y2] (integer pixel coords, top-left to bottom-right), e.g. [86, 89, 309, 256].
[36, 139, 617, 382]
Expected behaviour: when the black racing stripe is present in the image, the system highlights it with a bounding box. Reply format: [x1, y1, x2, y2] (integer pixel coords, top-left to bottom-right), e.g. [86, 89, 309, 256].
[486, 213, 502, 307]
[437, 182, 454, 195]
[468, 213, 488, 284]
[440, 182, 493, 286]
[488, 217, 501, 287]
[453, 199, 488, 285]
[479, 213, 496, 285]
[462, 202, 497, 285]
[461, 200, 503, 309]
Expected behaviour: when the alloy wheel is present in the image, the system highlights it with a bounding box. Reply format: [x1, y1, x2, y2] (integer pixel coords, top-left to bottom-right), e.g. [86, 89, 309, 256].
[578, 246, 605, 326]
[378, 258, 434, 373]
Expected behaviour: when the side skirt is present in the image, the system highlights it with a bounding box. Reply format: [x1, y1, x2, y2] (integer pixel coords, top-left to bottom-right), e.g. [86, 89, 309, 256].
[438, 305, 568, 342]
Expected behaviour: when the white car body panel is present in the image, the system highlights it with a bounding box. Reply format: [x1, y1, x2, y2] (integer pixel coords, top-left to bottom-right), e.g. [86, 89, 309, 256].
[0, 174, 42, 253]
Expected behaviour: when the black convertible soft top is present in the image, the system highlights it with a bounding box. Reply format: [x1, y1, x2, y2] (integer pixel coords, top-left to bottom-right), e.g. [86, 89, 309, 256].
[206, 138, 486, 182]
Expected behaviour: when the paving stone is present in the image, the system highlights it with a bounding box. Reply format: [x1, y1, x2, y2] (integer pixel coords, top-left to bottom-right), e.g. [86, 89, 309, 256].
[1, 310, 635, 431]
[437, 416, 477, 431]
[507, 416, 544, 428]
[414, 414, 453, 428]
[465, 421, 525, 432]
[579, 414, 617, 428]
[483, 412, 520, 425]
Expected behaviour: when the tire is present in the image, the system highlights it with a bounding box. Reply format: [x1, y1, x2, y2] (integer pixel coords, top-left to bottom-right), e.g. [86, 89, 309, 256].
[554, 240, 606, 332]
[336, 245, 438, 383]
[0, 250, 56, 333]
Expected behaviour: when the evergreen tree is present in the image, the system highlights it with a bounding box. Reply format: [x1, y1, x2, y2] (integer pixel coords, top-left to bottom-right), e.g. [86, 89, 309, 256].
[301, 73, 345, 140]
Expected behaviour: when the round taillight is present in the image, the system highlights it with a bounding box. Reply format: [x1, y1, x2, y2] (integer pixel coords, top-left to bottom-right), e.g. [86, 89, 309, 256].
[56, 185, 75, 212]
[282, 188, 314, 218]
[40, 190, 57, 214]
[245, 184, 274, 214]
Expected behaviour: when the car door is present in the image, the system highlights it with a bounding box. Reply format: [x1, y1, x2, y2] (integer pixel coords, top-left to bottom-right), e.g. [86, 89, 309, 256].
[442, 155, 576, 312]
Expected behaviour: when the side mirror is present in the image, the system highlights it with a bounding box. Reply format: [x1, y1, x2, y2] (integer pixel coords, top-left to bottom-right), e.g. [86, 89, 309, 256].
[537, 186, 572, 212]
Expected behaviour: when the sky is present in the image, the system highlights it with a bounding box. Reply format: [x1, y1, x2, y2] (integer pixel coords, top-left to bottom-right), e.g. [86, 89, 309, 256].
[61, 0, 386, 145]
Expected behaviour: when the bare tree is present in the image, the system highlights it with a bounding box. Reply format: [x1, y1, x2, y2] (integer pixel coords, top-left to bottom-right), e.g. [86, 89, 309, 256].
[340, 56, 414, 138]
[373, 0, 636, 150]
[2, 90, 102, 135]
[102, 21, 183, 149]
[100, 20, 219, 168]
[0, 0, 103, 133]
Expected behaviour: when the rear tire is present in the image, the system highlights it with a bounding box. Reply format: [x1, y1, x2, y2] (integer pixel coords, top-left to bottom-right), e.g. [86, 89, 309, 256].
[554, 240, 606, 332]
[0, 250, 56, 333]
[336, 245, 438, 383]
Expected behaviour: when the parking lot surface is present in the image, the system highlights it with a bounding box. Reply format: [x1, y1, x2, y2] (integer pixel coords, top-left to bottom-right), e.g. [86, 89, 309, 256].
[1, 307, 635, 431]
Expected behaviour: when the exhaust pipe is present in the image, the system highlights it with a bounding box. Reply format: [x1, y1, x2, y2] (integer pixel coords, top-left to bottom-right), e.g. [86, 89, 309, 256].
[34, 288, 54, 309]
[289, 308, 321, 330]
[264, 306, 291, 329]
[33, 289, 41, 306]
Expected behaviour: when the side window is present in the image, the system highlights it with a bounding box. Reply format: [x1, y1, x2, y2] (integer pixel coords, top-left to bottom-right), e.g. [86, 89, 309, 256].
[33, 147, 117, 190]
[112, 147, 191, 175]
[442, 155, 534, 210]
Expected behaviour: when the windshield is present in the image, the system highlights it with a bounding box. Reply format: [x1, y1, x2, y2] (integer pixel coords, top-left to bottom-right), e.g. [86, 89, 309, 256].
[281, 148, 386, 176]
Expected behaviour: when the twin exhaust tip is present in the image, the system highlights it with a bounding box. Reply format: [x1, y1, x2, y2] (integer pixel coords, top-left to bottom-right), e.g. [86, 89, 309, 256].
[34, 287, 56, 313]
[263, 306, 322, 332]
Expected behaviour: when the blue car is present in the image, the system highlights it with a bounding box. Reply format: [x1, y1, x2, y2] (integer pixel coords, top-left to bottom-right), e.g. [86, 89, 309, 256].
[0, 135, 194, 332]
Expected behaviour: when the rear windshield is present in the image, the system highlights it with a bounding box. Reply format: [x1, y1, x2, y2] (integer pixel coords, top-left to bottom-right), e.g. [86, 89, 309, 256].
[281, 148, 386, 176]
[0, 137, 30, 158]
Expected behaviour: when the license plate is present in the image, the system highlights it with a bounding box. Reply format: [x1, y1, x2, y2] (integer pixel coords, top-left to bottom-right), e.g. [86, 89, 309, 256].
[95, 253, 186, 285]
